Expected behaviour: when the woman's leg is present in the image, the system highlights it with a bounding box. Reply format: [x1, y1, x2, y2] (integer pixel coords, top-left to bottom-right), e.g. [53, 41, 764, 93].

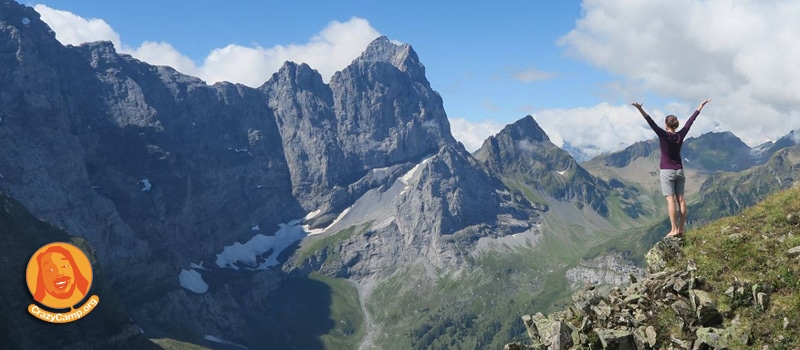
[675, 170, 687, 235]
[677, 194, 687, 234]
[666, 195, 678, 236]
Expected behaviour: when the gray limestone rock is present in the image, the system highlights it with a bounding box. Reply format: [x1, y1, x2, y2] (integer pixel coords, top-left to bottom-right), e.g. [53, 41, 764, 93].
[527, 313, 573, 350]
[788, 246, 800, 258]
[691, 290, 723, 327]
[645, 238, 684, 274]
[594, 329, 636, 350]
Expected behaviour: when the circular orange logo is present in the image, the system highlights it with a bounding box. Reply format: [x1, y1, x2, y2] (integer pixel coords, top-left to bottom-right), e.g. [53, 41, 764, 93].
[26, 242, 93, 310]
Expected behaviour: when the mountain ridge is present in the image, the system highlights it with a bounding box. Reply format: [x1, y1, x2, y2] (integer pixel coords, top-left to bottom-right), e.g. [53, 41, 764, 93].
[3, 1, 800, 349]
[1, 2, 540, 347]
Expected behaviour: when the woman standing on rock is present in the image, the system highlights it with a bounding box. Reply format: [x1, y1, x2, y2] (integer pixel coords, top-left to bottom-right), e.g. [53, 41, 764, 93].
[632, 99, 711, 237]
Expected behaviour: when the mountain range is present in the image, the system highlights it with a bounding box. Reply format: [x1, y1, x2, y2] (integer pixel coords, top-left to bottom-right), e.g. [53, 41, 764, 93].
[1, 2, 798, 349]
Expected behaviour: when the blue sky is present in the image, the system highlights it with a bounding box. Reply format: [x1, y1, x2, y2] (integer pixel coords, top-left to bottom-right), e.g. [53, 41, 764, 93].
[26, 0, 800, 159]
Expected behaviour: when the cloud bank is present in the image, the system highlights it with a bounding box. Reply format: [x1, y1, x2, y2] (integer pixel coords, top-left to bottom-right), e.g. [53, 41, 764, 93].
[557, 0, 800, 151]
[34, 5, 381, 86]
[448, 118, 505, 152]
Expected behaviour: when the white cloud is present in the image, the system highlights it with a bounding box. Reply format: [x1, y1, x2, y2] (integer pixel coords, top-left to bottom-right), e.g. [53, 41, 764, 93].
[201, 17, 381, 86]
[449, 118, 505, 152]
[560, 0, 800, 147]
[34, 4, 121, 49]
[535, 104, 643, 158]
[129, 41, 201, 77]
[34, 5, 381, 87]
[531, 103, 723, 160]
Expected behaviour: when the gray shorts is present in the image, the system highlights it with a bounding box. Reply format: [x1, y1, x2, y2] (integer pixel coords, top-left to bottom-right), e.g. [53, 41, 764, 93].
[660, 169, 686, 196]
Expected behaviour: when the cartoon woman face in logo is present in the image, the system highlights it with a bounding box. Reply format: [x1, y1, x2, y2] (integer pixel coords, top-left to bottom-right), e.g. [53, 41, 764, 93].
[26, 243, 93, 310]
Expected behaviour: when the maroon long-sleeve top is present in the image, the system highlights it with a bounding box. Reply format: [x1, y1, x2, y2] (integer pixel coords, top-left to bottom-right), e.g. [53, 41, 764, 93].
[643, 110, 700, 170]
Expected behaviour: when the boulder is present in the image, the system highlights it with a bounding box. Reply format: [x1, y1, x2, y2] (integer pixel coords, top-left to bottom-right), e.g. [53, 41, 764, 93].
[594, 329, 636, 350]
[690, 290, 723, 327]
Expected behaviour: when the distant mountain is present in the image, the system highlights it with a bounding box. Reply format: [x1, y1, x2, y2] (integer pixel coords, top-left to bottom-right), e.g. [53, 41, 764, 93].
[694, 143, 800, 221]
[682, 131, 755, 172]
[583, 131, 761, 197]
[474, 115, 646, 220]
[562, 141, 603, 163]
[752, 128, 800, 164]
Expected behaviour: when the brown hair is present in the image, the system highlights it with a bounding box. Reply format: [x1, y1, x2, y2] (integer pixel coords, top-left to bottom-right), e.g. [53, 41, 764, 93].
[665, 115, 679, 130]
[34, 245, 90, 303]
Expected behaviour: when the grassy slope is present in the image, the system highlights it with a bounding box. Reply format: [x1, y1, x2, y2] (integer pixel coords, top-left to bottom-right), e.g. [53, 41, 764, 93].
[668, 186, 800, 347]
[362, 202, 664, 350]
[366, 248, 559, 350]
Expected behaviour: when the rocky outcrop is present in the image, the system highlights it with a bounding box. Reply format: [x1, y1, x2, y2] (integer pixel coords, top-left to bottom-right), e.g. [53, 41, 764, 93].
[297, 144, 541, 282]
[506, 238, 762, 350]
[566, 253, 645, 287]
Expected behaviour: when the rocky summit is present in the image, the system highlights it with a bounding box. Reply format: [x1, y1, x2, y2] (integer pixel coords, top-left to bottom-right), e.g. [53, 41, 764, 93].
[506, 186, 800, 350]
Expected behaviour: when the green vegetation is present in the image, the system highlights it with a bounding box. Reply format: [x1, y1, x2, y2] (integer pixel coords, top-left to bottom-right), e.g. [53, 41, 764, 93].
[294, 222, 373, 264]
[367, 250, 554, 350]
[663, 187, 800, 348]
[693, 146, 799, 222]
[364, 217, 629, 350]
[311, 272, 366, 349]
[503, 177, 547, 206]
[265, 271, 364, 350]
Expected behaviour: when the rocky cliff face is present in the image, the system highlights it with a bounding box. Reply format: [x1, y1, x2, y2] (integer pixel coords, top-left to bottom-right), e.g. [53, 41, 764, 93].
[0, 2, 542, 347]
[300, 143, 539, 284]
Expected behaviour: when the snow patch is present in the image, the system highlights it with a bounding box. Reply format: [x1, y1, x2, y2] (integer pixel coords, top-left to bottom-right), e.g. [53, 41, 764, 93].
[251, 225, 260, 231]
[557, 170, 566, 176]
[215, 219, 307, 270]
[178, 269, 208, 294]
[204, 335, 249, 349]
[400, 156, 434, 194]
[190, 261, 206, 270]
[371, 166, 391, 177]
[304, 207, 351, 235]
[140, 179, 152, 192]
[304, 209, 322, 220]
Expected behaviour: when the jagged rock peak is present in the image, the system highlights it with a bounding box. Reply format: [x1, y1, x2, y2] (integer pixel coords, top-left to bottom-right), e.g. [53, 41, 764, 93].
[1, 1, 61, 49]
[498, 115, 550, 143]
[264, 61, 326, 91]
[356, 36, 423, 75]
[1, 1, 45, 31]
